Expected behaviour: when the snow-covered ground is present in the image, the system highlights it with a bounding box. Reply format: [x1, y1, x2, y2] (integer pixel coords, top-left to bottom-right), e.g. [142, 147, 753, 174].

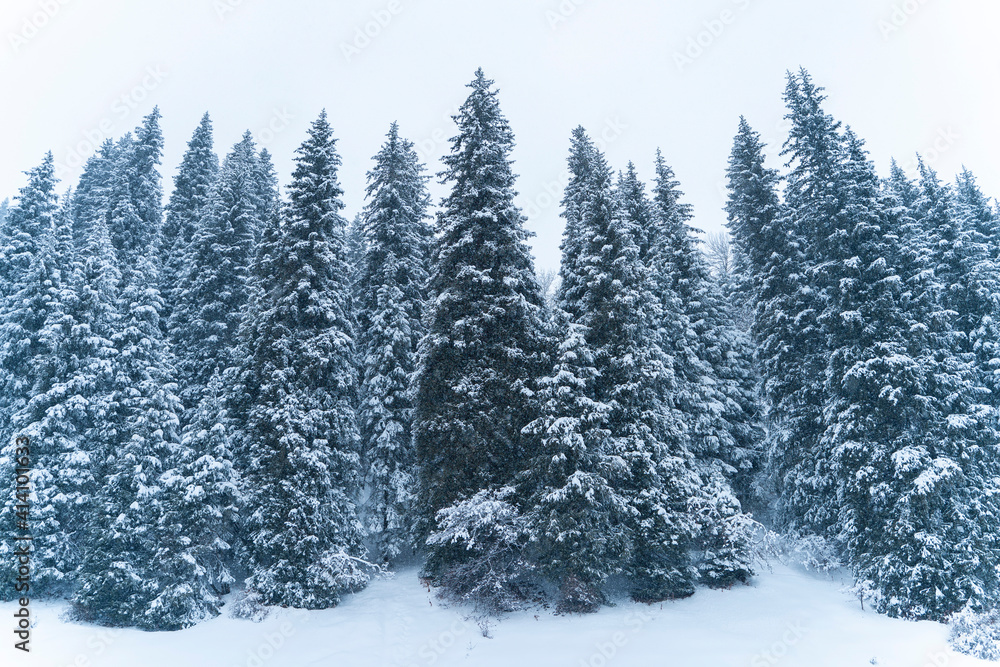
[2, 563, 987, 667]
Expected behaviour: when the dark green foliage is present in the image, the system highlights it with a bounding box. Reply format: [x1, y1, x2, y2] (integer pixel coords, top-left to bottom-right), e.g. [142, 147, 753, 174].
[414, 70, 548, 534]
[231, 111, 368, 609]
[357, 123, 433, 563]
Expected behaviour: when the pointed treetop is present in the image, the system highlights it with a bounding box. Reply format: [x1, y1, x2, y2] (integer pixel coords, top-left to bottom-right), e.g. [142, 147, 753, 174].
[288, 110, 343, 216]
[781, 69, 842, 178]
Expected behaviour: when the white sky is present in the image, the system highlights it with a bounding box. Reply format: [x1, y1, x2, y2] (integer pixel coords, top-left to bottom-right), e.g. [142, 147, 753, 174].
[2, 0, 998, 272]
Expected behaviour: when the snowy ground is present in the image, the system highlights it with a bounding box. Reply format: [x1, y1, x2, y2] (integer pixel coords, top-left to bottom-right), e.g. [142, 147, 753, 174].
[1, 563, 988, 667]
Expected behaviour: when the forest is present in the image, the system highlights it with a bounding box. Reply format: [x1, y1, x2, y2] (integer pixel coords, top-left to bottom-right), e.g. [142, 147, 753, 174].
[1, 67, 998, 641]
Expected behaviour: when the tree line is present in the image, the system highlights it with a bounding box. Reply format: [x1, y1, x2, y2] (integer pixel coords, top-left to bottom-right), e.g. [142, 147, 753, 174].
[0, 67, 996, 629]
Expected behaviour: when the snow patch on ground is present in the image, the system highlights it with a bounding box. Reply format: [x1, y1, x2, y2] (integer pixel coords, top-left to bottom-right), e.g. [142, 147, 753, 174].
[1, 563, 989, 666]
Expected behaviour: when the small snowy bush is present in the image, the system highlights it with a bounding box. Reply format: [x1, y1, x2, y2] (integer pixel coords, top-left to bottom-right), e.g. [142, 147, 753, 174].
[771, 532, 843, 573]
[692, 476, 757, 587]
[426, 487, 535, 616]
[228, 589, 270, 623]
[949, 603, 1000, 661]
[557, 575, 604, 614]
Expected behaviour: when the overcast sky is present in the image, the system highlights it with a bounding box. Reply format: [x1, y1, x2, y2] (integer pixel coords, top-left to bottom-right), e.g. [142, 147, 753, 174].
[2, 0, 997, 271]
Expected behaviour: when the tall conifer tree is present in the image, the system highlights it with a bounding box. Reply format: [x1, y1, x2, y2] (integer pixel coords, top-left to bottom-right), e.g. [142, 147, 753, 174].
[231, 111, 368, 608]
[357, 123, 433, 563]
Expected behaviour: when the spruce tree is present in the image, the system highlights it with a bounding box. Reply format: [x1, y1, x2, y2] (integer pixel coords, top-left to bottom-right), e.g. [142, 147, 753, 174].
[72, 141, 118, 250]
[254, 148, 281, 241]
[160, 113, 219, 322]
[646, 153, 722, 468]
[855, 158, 1000, 619]
[72, 256, 203, 629]
[414, 70, 547, 545]
[556, 127, 598, 321]
[836, 151, 1000, 619]
[108, 110, 164, 268]
[953, 168, 1000, 399]
[50, 211, 121, 582]
[645, 153, 760, 560]
[357, 123, 432, 563]
[521, 321, 628, 612]
[0, 153, 58, 289]
[169, 132, 264, 409]
[759, 70, 843, 536]
[725, 117, 813, 528]
[575, 147, 700, 601]
[0, 190, 83, 597]
[915, 164, 1000, 400]
[0, 153, 61, 475]
[159, 369, 239, 605]
[231, 111, 368, 609]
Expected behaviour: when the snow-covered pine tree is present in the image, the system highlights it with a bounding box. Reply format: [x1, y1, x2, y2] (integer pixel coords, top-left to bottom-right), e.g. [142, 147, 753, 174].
[254, 147, 281, 234]
[48, 209, 121, 579]
[1, 193, 122, 602]
[0, 187, 84, 598]
[703, 276, 762, 506]
[71, 140, 119, 251]
[571, 146, 700, 601]
[818, 131, 958, 620]
[169, 131, 265, 409]
[955, 168, 999, 257]
[555, 126, 597, 321]
[849, 158, 1000, 620]
[346, 213, 365, 301]
[646, 155, 734, 474]
[952, 168, 1000, 399]
[912, 163, 992, 355]
[0, 158, 67, 581]
[0, 153, 58, 289]
[619, 162, 655, 261]
[886, 159, 921, 212]
[726, 116, 817, 529]
[108, 109, 164, 269]
[914, 164, 1000, 406]
[414, 70, 548, 549]
[159, 113, 219, 323]
[357, 122, 433, 563]
[160, 369, 240, 602]
[71, 254, 209, 629]
[0, 154, 60, 450]
[643, 153, 759, 581]
[231, 111, 368, 609]
[521, 320, 628, 612]
[831, 149, 1000, 620]
[759, 70, 843, 537]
